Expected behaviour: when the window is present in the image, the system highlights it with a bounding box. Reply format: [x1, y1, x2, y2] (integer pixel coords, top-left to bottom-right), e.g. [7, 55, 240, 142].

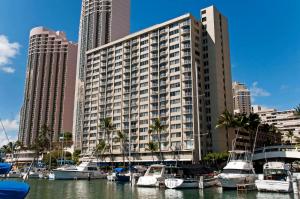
[201, 10, 206, 15]
[170, 44, 179, 50]
[169, 29, 179, 36]
[202, 17, 207, 22]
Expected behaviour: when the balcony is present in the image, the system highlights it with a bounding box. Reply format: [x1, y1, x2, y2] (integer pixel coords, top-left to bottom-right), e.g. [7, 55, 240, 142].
[181, 29, 190, 34]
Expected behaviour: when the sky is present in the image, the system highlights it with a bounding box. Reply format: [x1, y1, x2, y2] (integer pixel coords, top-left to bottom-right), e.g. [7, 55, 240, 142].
[0, 0, 299, 145]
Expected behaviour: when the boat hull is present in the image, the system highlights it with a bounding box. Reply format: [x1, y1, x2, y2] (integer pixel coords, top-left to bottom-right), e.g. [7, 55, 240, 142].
[137, 176, 162, 187]
[165, 178, 198, 189]
[52, 170, 106, 180]
[218, 174, 256, 188]
[255, 180, 293, 193]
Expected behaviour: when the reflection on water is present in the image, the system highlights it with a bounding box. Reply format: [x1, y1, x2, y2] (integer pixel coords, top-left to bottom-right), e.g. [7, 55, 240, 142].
[25, 179, 298, 199]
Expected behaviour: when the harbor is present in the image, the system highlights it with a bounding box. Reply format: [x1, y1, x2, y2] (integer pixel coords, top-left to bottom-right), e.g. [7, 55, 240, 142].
[24, 179, 297, 199]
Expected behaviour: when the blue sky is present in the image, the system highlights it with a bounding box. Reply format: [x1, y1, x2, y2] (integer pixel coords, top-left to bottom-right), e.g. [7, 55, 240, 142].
[0, 0, 299, 144]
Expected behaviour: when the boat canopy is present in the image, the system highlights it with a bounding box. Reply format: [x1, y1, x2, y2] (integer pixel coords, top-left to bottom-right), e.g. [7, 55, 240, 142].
[0, 163, 12, 175]
[0, 181, 30, 199]
[114, 168, 125, 173]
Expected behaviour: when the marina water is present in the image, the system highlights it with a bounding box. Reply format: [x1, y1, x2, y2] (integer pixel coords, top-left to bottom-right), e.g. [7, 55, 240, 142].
[25, 179, 296, 199]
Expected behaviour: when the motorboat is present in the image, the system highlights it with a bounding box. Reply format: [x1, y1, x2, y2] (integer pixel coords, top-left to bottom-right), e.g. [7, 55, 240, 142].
[52, 161, 106, 180]
[7, 170, 22, 178]
[165, 178, 199, 189]
[0, 163, 30, 199]
[218, 150, 256, 189]
[255, 162, 293, 193]
[137, 164, 179, 187]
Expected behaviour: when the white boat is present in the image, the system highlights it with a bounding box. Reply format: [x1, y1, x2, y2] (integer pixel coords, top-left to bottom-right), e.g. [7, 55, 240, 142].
[218, 150, 256, 189]
[255, 162, 293, 193]
[7, 170, 22, 178]
[137, 164, 178, 187]
[165, 178, 199, 189]
[52, 161, 106, 180]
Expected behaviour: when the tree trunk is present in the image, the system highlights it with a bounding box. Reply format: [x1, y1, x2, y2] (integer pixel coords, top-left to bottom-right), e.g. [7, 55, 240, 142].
[158, 131, 163, 163]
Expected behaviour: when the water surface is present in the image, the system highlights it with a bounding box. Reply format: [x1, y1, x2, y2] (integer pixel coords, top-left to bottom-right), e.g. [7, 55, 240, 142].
[25, 179, 296, 199]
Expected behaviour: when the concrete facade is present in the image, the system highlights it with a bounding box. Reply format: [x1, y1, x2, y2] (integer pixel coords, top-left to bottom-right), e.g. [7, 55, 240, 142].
[73, 0, 131, 149]
[79, 6, 234, 163]
[253, 106, 300, 144]
[18, 27, 78, 147]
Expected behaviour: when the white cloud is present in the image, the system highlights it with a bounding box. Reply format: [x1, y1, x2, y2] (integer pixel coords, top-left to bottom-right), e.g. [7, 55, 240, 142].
[0, 66, 15, 73]
[0, 114, 19, 147]
[0, 35, 20, 74]
[250, 81, 271, 97]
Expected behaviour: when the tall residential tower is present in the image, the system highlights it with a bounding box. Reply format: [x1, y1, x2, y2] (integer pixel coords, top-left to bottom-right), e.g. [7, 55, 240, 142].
[232, 81, 251, 115]
[81, 5, 233, 162]
[19, 27, 78, 147]
[73, 0, 131, 149]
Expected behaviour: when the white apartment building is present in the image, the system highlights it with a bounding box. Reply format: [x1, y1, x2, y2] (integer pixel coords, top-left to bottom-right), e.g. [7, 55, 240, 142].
[73, 0, 130, 149]
[232, 81, 251, 115]
[253, 105, 300, 143]
[79, 6, 233, 163]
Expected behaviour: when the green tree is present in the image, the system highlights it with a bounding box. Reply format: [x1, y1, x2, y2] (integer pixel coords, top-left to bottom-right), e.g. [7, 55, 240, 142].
[203, 152, 229, 170]
[286, 130, 294, 144]
[43, 150, 72, 167]
[146, 141, 158, 162]
[245, 113, 261, 149]
[72, 149, 81, 164]
[94, 139, 107, 162]
[294, 104, 300, 116]
[149, 118, 166, 162]
[216, 109, 235, 150]
[117, 130, 127, 167]
[99, 118, 115, 164]
[31, 124, 52, 160]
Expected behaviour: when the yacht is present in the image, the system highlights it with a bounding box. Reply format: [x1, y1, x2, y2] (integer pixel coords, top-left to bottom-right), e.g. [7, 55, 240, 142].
[255, 162, 293, 193]
[52, 161, 106, 180]
[137, 164, 178, 187]
[218, 150, 256, 189]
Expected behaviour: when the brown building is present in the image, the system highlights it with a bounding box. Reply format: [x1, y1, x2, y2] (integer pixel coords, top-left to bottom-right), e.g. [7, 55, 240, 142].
[18, 27, 78, 147]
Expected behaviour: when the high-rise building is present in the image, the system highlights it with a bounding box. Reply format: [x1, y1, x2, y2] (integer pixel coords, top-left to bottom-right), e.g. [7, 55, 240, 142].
[80, 5, 233, 163]
[18, 27, 78, 147]
[73, 0, 130, 149]
[232, 81, 251, 115]
[200, 6, 234, 152]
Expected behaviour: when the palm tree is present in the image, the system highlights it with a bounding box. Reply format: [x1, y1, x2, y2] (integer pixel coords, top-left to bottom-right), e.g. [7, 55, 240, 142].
[294, 104, 300, 117]
[117, 130, 127, 167]
[245, 113, 261, 149]
[216, 109, 235, 150]
[146, 141, 158, 162]
[286, 130, 294, 144]
[95, 139, 107, 161]
[149, 118, 166, 162]
[99, 118, 115, 165]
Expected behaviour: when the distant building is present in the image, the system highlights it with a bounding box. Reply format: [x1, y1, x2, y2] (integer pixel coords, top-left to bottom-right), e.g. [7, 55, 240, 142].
[5, 150, 42, 166]
[253, 106, 300, 143]
[73, 0, 131, 150]
[232, 81, 251, 115]
[79, 5, 234, 163]
[18, 27, 78, 147]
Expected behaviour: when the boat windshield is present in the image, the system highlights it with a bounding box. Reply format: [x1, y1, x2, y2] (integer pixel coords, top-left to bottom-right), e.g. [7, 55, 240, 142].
[264, 169, 288, 181]
[147, 167, 163, 176]
[222, 169, 253, 174]
[229, 151, 251, 161]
